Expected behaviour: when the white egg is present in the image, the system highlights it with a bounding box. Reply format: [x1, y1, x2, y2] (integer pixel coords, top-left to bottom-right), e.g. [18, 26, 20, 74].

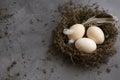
[68, 24, 85, 40]
[75, 38, 97, 53]
[87, 26, 105, 44]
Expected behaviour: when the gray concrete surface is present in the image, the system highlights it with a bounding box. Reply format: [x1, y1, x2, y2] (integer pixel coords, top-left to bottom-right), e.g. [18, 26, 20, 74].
[0, 0, 120, 80]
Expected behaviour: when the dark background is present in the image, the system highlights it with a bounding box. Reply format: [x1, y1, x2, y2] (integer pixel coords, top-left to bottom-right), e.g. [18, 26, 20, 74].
[0, 0, 120, 80]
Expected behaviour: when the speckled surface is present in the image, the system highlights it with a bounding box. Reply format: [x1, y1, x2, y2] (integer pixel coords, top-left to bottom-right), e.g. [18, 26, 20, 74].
[0, 0, 120, 80]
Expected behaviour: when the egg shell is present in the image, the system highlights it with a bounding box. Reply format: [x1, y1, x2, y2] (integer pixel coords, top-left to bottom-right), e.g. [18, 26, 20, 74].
[87, 26, 105, 44]
[75, 38, 97, 53]
[68, 24, 85, 40]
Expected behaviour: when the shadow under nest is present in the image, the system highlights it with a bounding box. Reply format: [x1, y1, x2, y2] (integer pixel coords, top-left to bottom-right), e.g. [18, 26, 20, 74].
[53, 3, 118, 68]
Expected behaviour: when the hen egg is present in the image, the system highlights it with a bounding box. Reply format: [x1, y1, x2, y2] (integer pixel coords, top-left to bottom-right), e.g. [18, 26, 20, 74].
[67, 24, 85, 40]
[87, 26, 105, 44]
[75, 38, 97, 53]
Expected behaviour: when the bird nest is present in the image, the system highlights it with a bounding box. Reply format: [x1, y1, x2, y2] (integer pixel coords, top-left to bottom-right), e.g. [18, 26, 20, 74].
[53, 3, 118, 68]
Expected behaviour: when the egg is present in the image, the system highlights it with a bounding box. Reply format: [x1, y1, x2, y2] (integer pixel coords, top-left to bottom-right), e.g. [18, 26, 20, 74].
[75, 38, 97, 53]
[64, 24, 85, 40]
[87, 26, 105, 44]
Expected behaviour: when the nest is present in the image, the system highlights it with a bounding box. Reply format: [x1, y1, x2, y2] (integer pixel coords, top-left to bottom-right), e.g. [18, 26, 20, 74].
[53, 3, 118, 68]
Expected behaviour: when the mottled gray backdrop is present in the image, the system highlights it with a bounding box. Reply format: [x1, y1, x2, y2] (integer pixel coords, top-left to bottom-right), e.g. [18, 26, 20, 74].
[0, 0, 120, 80]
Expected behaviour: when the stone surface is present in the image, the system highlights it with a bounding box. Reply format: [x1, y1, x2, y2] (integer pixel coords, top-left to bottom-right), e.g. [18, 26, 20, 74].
[0, 0, 120, 80]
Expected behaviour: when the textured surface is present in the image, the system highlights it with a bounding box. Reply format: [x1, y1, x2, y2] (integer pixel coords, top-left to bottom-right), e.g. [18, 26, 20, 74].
[0, 0, 120, 80]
